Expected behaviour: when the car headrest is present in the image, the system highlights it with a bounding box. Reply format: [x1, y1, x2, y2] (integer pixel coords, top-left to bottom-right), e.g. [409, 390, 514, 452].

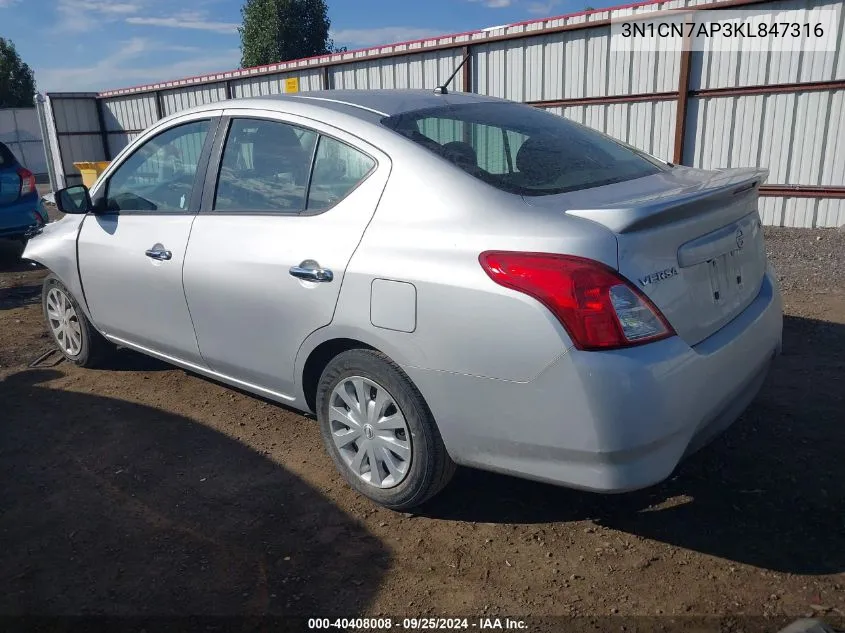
[442, 141, 478, 170]
[515, 137, 564, 185]
[251, 125, 305, 159]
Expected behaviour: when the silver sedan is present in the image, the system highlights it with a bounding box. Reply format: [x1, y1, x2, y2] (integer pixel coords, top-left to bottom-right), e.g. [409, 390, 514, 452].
[25, 90, 783, 509]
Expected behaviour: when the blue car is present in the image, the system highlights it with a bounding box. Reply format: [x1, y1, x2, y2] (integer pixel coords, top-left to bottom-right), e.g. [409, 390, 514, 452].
[0, 141, 47, 245]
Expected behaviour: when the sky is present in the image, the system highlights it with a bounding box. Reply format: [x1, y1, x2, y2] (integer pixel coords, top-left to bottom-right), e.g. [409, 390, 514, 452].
[0, 0, 614, 94]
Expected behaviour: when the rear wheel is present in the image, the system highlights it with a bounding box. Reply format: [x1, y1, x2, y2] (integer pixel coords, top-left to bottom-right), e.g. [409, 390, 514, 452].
[42, 274, 112, 367]
[316, 349, 455, 510]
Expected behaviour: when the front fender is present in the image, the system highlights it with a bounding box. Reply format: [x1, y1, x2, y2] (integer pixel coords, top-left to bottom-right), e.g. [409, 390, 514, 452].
[22, 214, 93, 321]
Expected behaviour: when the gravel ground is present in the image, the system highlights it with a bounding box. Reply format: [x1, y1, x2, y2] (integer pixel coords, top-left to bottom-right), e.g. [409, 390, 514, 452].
[765, 227, 845, 294]
[0, 226, 843, 625]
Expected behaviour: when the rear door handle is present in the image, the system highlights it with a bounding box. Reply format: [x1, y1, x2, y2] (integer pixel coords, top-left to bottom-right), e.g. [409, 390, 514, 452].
[289, 260, 333, 282]
[145, 245, 172, 261]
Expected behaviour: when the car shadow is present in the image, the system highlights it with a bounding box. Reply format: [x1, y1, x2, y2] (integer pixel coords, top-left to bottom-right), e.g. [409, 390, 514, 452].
[0, 369, 389, 617]
[0, 239, 38, 274]
[419, 314, 845, 576]
[0, 282, 41, 311]
[97, 347, 173, 372]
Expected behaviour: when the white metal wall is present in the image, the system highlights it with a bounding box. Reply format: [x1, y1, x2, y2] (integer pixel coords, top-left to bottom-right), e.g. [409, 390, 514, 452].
[42, 0, 845, 227]
[686, 89, 845, 184]
[42, 94, 107, 188]
[0, 108, 48, 178]
[330, 50, 467, 91]
[233, 68, 325, 96]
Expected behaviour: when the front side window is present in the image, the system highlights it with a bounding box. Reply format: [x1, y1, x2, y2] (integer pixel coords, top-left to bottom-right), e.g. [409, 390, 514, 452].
[382, 102, 666, 196]
[307, 137, 376, 211]
[106, 120, 210, 212]
[214, 119, 317, 212]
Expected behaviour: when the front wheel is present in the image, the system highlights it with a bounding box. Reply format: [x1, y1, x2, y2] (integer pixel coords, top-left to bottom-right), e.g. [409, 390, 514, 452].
[42, 274, 112, 367]
[316, 349, 455, 510]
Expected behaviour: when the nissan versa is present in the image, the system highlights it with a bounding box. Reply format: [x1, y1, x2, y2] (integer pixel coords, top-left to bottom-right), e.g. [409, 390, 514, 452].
[24, 90, 783, 509]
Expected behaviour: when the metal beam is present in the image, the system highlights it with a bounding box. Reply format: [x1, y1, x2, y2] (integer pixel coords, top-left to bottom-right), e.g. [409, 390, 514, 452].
[95, 98, 112, 160]
[154, 90, 164, 121]
[672, 42, 692, 165]
[462, 45, 472, 93]
[691, 80, 845, 99]
[759, 185, 845, 199]
[529, 92, 676, 108]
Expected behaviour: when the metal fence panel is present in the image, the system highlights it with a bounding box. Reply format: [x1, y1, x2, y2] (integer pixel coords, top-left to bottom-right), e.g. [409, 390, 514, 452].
[816, 198, 845, 227]
[46, 95, 106, 188]
[691, 0, 845, 89]
[162, 84, 227, 116]
[686, 89, 845, 189]
[59, 134, 106, 187]
[232, 68, 325, 96]
[102, 95, 158, 131]
[330, 50, 466, 91]
[0, 108, 48, 178]
[760, 196, 845, 228]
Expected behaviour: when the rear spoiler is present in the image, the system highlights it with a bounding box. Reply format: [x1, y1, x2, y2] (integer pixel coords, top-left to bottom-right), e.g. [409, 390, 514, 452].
[566, 168, 768, 234]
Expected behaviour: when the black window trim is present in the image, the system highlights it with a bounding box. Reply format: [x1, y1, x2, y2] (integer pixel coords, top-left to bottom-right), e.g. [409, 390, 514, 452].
[91, 117, 221, 216]
[200, 115, 379, 217]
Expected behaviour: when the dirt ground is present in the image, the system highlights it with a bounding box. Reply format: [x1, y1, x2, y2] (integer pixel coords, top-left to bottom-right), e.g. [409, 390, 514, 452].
[0, 224, 843, 626]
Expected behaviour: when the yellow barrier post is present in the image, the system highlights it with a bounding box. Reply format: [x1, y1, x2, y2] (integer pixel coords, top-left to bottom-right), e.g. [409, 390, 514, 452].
[73, 161, 111, 188]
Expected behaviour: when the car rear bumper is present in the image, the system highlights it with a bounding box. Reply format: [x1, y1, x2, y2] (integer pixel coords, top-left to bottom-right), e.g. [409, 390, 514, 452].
[0, 223, 43, 239]
[0, 193, 46, 239]
[408, 268, 783, 492]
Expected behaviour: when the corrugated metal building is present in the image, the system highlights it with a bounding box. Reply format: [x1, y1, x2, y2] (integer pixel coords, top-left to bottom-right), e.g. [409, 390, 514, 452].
[0, 108, 48, 180]
[38, 0, 845, 227]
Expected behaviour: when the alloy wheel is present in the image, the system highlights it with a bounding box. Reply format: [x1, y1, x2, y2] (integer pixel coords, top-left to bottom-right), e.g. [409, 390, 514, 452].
[46, 287, 82, 357]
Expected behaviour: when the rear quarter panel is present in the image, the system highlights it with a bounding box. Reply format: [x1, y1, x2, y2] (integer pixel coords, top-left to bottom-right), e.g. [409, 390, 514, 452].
[320, 150, 619, 383]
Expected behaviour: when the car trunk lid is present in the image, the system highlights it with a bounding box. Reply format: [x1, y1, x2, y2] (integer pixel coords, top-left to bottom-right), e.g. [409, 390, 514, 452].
[524, 166, 768, 346]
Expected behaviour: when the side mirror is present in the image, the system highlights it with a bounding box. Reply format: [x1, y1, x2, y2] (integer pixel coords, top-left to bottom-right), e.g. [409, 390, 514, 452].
[55, 185, 93, 214]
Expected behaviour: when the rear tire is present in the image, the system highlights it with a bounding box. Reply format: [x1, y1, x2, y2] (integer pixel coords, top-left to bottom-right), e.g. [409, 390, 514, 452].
[316, 349, 455, 510]
[42, 274, 112, 367]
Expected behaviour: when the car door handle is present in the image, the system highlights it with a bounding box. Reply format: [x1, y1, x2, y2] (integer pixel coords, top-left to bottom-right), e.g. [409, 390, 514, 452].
[145, 246, 172, 261]
[289, 261, 333, 282]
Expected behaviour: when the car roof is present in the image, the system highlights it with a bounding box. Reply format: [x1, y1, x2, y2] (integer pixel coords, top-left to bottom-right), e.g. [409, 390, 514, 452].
[190, 89, 506, 119]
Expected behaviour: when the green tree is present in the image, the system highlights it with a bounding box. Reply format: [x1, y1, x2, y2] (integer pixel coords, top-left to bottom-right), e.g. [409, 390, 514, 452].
[0, 38, 36, 108]
[239, 0, 337, 68]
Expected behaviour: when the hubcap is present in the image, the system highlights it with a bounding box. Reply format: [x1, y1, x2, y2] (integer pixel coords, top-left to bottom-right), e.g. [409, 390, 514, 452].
[46, 287, 82, 357]
[329, 376, 411, 489]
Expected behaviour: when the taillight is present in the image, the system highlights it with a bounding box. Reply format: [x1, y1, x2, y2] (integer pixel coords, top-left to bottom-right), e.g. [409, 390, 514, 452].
[18, 168, 36, 197]
[479, 251, 675, 351]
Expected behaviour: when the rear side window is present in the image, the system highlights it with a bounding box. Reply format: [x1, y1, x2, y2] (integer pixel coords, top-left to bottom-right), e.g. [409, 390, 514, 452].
[214, 119, 317, 212]
[213, 118, 375, 214]
[0, 142, 17, 167]
[382, 102, 666, 196]
[307, 137, 375, 211]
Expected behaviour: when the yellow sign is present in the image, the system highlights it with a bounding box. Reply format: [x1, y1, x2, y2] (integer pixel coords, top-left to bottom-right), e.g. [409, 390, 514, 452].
[285, 77, 299, 93]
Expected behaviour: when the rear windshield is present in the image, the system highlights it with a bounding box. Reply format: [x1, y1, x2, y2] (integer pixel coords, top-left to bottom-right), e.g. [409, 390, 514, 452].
[382, 102, 666, 196]
[0, 142, 17, 168]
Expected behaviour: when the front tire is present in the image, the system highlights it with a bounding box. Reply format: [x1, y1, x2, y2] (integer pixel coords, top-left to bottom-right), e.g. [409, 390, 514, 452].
[42, 274, 112, 367]
[316, 349, 455, 510]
